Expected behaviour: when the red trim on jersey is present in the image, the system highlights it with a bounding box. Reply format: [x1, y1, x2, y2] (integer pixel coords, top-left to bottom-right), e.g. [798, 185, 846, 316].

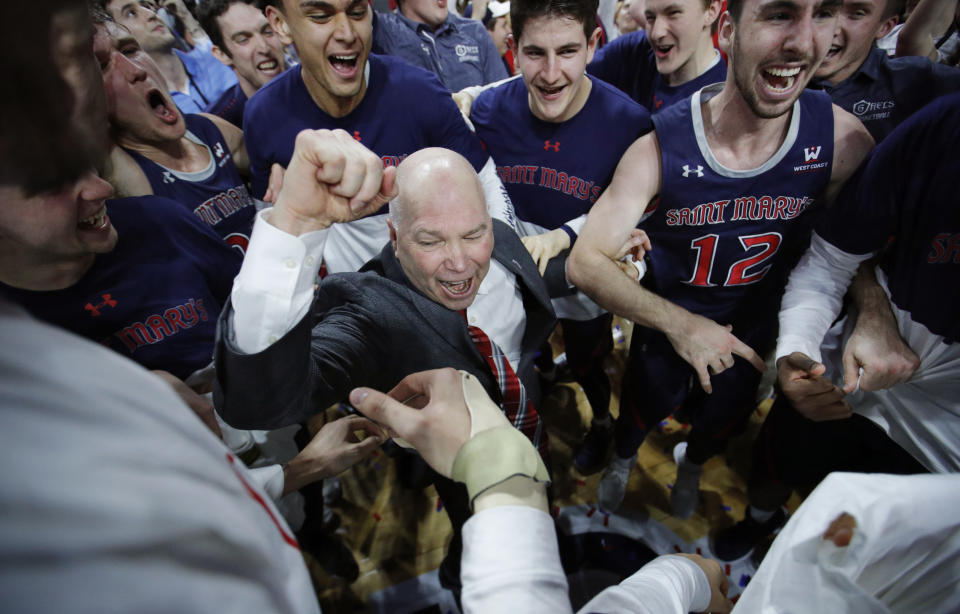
[226, 453, 300, 550]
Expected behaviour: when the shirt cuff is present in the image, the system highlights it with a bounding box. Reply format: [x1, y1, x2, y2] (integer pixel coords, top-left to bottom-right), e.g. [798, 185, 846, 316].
[246, 464, 285, 501]
[230, 208, 327, 354]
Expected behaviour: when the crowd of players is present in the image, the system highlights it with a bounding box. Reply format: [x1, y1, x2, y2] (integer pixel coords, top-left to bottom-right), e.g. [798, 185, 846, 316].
[1, 0, 959, 611]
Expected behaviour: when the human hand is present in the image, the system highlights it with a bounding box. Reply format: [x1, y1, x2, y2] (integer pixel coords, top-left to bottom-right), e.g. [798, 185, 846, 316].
[152, 370, 222, 438]
[262, 163, 286, 204]
[521, 228, 571, 276]
[675, 554, 732, 613]
[349, 368, 509, 477]
[841, 308, 919, 394]
[270, 128, 397, 235]
[614, 228, 651, 282]
[452, 89, 476, 118]
[665, 313, 765, 394]
[823, 512, 857, 547]
[281, 415, 382, 494]
[777, 352, 851, 420]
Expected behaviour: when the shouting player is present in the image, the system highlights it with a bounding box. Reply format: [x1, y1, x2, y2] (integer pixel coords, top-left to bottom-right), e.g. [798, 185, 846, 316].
[469, 0, 653, 474]
[568, 0, 874, 517]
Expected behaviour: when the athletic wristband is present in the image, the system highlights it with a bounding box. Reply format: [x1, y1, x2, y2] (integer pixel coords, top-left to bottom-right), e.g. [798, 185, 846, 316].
[452, 426, 551, 508]
[560, 224, 577, 245]
[451, 370, 550, 507]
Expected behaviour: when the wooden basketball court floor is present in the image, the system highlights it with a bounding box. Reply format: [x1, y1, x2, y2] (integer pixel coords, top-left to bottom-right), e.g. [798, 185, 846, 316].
[295, 318, 799, 612]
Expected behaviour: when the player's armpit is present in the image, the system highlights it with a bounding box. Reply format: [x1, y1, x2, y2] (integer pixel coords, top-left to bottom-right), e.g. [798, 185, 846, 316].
[825, 105, 874, 206]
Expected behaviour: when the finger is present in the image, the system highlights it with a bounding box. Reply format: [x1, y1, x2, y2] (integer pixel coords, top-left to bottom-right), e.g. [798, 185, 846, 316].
[538, 253, 548, 276]
[349, 433, 383, 457]
[356, 164, 399, 214]
[732, 339, 767, 373]
[841, 349, 862, 393]
[637, 229, 652, 253]
[349, 386, 420, 436]
[338, 414, 382, 437]
[707, 357, 727, 376]
[784, 351, 826, 376]
[383, 368, 451, 403]
[695, 361, 714, 394]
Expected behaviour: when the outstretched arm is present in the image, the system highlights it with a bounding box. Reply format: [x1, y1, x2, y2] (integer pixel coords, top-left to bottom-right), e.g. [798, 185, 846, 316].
[568, 133, 764, 393]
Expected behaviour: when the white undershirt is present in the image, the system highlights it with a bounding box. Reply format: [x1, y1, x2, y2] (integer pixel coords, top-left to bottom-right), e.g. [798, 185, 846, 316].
[776, 232, 872, 362]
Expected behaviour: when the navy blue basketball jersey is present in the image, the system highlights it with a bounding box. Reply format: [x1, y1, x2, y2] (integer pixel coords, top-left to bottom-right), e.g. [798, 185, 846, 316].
[471, 76, 652, 231]
[0, 196, 241, 380]
[587, 30, 727, 113]
[125, 114, 256, 254]
[243, 54, 490, 204]
[645, 86, 835, 333]
[817, 93, 960, 344]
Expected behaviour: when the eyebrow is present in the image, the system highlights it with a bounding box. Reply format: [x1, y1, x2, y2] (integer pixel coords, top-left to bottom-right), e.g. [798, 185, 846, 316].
[414, 222, 488, 239]
[756, 0, 800, 12]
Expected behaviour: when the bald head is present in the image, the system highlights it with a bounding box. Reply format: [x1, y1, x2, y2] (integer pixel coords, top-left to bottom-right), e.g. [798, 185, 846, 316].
[390, 147, 487, 233]
[388, 148, 494, 311]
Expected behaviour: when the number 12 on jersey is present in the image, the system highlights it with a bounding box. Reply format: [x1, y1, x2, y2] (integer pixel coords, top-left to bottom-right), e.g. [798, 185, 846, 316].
[684, 232, 783, 287]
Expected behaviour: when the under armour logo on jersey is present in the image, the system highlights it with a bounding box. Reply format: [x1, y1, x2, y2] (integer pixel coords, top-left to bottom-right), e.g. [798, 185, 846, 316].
[543, 140, 560, 152]
[681, 164, 704, 178]
[803, 146, 822, 162]
[85, 294, 117, 317]
[353, 131, 362, 142]
[213, 143, 225, 159]
[162, 171, 175, 184]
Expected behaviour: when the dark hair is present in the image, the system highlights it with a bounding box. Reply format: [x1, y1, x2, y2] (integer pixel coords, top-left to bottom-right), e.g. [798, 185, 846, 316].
[725, 0, 743, 21]
[198, 0, 261, 55]
[883, 0, 906, 20]
[0, 1, 101, 194]
[511, 0, 600, 44]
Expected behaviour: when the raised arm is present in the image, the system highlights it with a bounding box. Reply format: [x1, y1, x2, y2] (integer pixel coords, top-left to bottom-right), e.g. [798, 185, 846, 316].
[896, 0, 958, 60]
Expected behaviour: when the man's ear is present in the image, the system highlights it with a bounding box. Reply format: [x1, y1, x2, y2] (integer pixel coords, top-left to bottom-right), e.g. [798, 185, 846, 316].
[387, 218, 399, 251]
[265, 5, 294, 46]
[875, 14, 899, 40]
[717, 10, 734, 55]
[210, 44, 233, 68]
[585, 26, 602, 64]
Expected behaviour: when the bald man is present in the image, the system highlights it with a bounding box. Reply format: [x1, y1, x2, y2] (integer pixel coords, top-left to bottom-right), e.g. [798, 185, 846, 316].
[214, 133, 576, 591]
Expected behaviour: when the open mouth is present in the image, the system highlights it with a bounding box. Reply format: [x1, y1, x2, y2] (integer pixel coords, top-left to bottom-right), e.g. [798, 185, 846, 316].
[329, 53, 359, 78]
[762, 66, 801, 93]
[439, 278, 474, 297]
[825, 44, 842, 60]
[147, 89, 178, 123]
[537, 83, 566, 101]
[654, 43, 674, 59]
[257, 59, 280, 73]
[78, 206, 109, 231]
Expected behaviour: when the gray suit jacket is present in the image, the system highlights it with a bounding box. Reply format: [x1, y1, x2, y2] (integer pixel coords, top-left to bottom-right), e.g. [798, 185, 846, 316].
[214, 220, 572, 429]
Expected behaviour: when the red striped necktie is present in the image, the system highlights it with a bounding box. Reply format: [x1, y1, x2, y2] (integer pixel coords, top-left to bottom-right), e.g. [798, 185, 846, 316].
[459, 310, 547, 457]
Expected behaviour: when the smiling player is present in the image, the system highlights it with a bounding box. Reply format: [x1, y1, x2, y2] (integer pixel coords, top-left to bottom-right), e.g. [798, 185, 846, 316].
[588, 0, 726, 111]
[245, 0, 516, 274]
[568, 0, 874, 517]
[468, 0, 653, 475]
[200, 0, 290, 127]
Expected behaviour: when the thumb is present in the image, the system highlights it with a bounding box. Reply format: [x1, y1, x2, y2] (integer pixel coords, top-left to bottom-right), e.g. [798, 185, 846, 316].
[349, 386, 413, 435]
[786, 351, 825, 377]
[841, 349, 861, 393]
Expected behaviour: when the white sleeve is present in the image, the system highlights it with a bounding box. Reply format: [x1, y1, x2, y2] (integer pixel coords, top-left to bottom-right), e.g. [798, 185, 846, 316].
[461, 506, 573, 614]
[478, 157, 520, 232]
[230, 209, 327, 354]
[246, 464, 285, 501]
[775, 232, 873, 363]
[578, 555, 711, 614]
[562, 213, 588, 236]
